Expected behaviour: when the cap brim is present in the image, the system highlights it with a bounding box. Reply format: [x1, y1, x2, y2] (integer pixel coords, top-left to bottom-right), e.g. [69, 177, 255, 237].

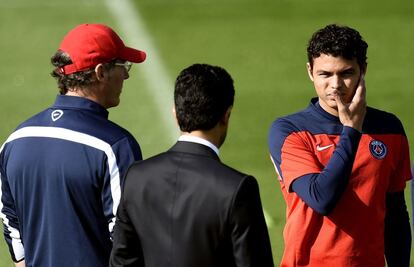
[121, 47, 146, 63]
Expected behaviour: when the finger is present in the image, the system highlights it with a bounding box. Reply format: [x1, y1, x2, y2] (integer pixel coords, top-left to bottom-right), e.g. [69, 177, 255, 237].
[358, 75, 366, 99]
[352, 75, 366, 102]
[334, 93, 346, 112]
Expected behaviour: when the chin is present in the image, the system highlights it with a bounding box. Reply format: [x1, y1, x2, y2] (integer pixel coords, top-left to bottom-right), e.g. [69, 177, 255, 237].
[113, 98, 121, 106]
[328, 103, 339, 111]
[323, 98, 337, 107]
[107, 101, 120, 109]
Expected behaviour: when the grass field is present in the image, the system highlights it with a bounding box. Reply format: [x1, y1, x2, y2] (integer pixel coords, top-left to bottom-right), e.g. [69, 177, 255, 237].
[1, 0, 414, 265]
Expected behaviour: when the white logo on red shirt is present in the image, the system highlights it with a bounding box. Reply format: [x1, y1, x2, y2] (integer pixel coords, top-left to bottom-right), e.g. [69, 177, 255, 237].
[316, 144, 334, 151]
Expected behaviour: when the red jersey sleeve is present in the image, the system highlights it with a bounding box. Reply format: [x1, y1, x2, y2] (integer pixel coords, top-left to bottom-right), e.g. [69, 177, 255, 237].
[279, 131, 322, 191]
[388, 136, 412, 192]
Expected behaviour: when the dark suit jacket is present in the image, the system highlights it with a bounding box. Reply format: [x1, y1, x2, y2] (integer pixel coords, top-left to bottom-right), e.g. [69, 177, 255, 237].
[110, 141, 274, 267]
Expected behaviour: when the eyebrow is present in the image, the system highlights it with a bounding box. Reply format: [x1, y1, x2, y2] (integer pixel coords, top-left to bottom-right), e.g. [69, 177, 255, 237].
[316, 67, 356, 74]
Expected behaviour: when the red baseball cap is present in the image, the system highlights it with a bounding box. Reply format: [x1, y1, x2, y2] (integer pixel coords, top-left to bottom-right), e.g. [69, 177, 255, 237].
[58, 23, 146, 74]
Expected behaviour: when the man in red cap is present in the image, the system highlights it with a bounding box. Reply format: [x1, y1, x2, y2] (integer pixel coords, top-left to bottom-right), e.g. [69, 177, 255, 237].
[0, 24, 146, 267]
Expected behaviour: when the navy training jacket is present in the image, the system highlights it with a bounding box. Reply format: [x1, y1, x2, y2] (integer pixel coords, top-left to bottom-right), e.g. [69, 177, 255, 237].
[0, 95, 142, 267]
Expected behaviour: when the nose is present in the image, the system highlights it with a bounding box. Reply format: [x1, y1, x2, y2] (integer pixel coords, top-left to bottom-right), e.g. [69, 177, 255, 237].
[331, 75, 343, 89]
[124, 70, 129, 80]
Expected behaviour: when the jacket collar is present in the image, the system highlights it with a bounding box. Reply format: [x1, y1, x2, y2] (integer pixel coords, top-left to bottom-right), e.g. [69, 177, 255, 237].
[309, 97, 340, 122]
[178, 135, 219, 156]
[53, 95, 109, 118]
[169, 141, 220, 161]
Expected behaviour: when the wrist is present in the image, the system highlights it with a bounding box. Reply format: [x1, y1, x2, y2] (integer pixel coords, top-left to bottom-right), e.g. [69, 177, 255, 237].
[342, 122, 363, 133]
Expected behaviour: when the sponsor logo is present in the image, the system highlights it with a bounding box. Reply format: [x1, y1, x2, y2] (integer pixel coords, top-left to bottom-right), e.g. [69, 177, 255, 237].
[316, 144, 334, 151]
[51, 110, 64, 121]
[369, 140, 387, 159]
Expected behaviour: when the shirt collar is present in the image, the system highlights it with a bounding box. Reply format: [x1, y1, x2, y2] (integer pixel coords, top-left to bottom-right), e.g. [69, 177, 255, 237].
[178, 135, 220, 156]
[53, 95, 109, 118]
[310, 97, 340, 122]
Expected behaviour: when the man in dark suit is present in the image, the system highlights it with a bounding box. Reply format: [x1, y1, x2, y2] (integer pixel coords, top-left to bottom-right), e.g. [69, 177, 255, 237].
[110, 63, 274, 267]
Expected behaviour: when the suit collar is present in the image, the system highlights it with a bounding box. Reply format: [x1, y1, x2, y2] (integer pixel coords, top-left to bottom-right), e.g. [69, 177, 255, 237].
[169, 141, 220, 161]
[178, 135, 219, 156]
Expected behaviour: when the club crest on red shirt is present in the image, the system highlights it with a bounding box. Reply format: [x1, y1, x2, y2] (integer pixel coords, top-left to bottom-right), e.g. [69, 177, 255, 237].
[369, 140, 387, 159]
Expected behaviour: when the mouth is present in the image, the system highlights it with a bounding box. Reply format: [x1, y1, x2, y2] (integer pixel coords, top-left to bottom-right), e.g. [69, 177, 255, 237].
[326, 91, 344, 100]
[326, 90, 341, 96]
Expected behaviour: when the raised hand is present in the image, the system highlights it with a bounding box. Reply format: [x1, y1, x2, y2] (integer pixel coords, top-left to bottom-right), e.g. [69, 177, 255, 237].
[335, 75, 367, 132]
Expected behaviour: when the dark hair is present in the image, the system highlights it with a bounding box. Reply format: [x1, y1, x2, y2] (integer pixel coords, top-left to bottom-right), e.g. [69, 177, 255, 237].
[174, 64, 235, 132]
[50, 50, 115, 94]
[307, 24, 368, 69]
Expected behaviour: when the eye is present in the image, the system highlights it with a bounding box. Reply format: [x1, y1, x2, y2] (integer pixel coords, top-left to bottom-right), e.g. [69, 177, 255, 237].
[318, 72, 330, 77]
[341, 70, 355, 77]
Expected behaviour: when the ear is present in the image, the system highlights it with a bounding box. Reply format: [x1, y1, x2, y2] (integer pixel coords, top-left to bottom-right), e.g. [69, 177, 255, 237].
[221, 106, 233, 125]
[172, 106, 179, 126]
[361, 64, 368, 76]
[306, 62, 314, 82]
[94, 64, 106, 81]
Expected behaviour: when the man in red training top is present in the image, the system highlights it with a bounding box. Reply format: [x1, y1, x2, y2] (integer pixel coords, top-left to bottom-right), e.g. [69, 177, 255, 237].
[268, 24, 411, 266]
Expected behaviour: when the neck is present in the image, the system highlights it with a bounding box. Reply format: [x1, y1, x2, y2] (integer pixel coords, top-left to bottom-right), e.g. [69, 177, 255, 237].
[181, 128, 224, 149]
[66, 88, 93, 99]
[66, 87, 107, 109]
[176, 108, 231, 149]
[318, 98, 339, 117]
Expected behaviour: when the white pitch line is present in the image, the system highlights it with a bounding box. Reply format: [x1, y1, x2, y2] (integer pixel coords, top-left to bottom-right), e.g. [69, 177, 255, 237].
[104, 0, 274, 229]
[104, 0, 177, 144]
[263, 209, 274, 228]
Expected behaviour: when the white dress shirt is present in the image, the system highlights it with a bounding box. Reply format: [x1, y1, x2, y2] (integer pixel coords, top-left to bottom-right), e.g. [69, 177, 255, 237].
[178, 135, 219, 156]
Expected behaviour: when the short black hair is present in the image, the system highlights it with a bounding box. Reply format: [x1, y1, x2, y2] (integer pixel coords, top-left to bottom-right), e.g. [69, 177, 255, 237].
[174, 64, 235, 132]
[307, 24, 368, 69]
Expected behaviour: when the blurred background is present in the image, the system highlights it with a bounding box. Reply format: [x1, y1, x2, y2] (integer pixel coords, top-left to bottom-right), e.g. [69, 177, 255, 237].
[1, 0, 413, 265]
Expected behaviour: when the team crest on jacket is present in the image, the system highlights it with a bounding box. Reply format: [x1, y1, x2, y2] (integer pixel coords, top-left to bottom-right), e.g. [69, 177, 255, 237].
[51, 110, 64, 121]
[369, 140, 387, 159]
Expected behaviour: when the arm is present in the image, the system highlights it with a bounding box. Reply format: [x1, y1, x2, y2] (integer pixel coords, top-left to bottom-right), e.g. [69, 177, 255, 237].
[384, 191, 411, 267]
[109, 196, 144, 267]
[103, 136, 142, 237]
[291, 127, 361, 214]
[230, 176, 274, 267]
[0, 166, 25, 263]
[270, 77, 366, 215]
[293, 77, 366, 214]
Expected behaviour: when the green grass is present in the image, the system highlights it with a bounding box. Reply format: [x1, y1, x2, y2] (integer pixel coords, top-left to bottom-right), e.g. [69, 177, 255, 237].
[1, 0, 414, 265]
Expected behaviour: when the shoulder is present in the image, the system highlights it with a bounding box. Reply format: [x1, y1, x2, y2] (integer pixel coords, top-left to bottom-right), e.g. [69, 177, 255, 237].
[14, 108, 49, 130]
[41, 107, 138, 145]
[364, 107, 405, 135]
[7, 110, 140, 160]
[194, 162, 259, 203]
[218, 161, 252, 180]
[74, 114, 138, 146]
[268, 108, 312, 155]
[125, 150, 251, 189]
[269, 108, 311, 138]
[124, 151, 166, 175]
[231, 175, 260, 201]
[103, 121, 139, 146]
